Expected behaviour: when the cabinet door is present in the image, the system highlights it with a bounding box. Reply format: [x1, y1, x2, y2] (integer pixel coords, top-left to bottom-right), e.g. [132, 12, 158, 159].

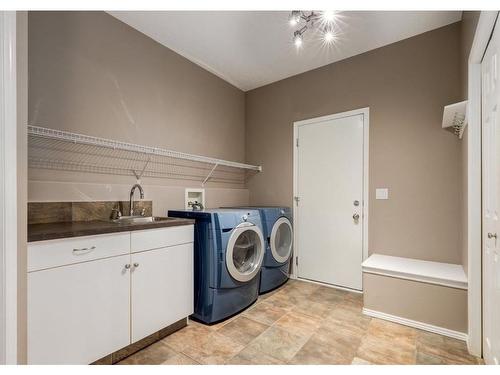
[131, 243, 193, 343]
[28, 254, 131, 364]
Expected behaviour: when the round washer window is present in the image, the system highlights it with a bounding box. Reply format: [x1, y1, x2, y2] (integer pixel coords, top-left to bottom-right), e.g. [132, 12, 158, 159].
[226, 224, 265, 283]
[270, 217, 293, 263]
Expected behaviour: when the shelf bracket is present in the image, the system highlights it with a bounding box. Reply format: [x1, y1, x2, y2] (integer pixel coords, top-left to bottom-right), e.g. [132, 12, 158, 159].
[132, 157, 151, 182]
[202, 163, 218, 186]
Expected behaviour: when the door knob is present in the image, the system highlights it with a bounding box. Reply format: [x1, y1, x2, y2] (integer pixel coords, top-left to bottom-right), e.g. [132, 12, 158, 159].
[353, 213, 360, 220]
[124, 264, 131, 269]
[133, 262, 140, 268]
[488, 232, 497, 239]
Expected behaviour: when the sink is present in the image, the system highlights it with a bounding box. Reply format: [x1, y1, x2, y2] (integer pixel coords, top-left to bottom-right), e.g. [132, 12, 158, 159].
[111, 216, 173, 225]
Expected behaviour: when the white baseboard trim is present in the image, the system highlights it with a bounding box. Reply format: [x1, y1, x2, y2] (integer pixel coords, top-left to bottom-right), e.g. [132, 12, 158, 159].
[362, 308, 468, 342]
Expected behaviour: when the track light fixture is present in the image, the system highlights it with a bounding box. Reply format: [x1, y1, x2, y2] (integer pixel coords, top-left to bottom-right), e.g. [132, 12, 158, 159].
[289, 10, 339, 48]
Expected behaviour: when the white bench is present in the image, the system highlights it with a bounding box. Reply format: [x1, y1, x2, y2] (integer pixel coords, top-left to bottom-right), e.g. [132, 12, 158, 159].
[362, 254, 467, 290]
[362, 254, 468, 340]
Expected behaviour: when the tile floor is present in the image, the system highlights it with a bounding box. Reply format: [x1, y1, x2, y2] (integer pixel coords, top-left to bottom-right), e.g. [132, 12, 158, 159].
[118, 279, 481, 365]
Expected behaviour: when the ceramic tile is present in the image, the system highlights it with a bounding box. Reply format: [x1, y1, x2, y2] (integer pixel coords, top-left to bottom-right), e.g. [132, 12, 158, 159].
[217, 316, 269, 345]
[227, 346, 285, 365]
[246, 326, 308, 362]
[308, 286, 347, 306]
[289, 337, 353, 365]
[274, 311, 322, 338]
[162, 353, 200, 365]
[181, 332, 244, 365]
[356, 334, 416, 365]
[416, 331, 478, 364]
[118, 341, 177, 365]
[242, 301, 288, 325]
[115, 279, 479, 366]
[161, 322, 213, 352]
[351, 357, 373, 365]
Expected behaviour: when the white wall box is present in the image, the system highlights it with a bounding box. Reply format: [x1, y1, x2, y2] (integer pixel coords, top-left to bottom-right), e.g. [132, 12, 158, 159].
[27, 226, 194, 364]
[185, 188, 205, 210]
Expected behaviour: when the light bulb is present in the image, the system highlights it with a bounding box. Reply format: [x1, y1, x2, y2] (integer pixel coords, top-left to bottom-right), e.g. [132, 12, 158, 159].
[293, 32, 303, 48]
[321, 10, 336, 23]
[289, 11, 301, 27]
[324, 30, 335, 43]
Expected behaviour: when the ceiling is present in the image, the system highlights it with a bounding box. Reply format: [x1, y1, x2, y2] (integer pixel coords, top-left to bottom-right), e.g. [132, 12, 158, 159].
[109, 11, 462, 91]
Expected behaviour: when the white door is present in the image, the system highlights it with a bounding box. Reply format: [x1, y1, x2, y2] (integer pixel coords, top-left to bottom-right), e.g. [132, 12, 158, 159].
[28, 254, 131, 364]
[131, 243, 194, 343]
[482, 18, 500, 366]
[295, 110, 366, 290]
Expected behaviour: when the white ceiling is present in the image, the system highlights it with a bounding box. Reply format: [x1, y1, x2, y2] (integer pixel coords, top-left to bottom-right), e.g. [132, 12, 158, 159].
[109, 11, 462, 91]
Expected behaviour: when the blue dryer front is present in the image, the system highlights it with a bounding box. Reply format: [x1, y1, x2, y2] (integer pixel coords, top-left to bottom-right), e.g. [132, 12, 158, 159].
[167, 209, 265, 324]
[224, 207, 293, 293]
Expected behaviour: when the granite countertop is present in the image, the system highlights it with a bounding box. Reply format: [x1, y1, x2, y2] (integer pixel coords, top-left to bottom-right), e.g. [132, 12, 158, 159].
[28, 218, 195, 242]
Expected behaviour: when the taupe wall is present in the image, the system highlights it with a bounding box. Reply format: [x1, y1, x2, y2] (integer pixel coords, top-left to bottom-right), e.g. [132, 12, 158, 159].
[28, 11, 249, 211]
[363, 273, 467, 332]
[245, 23, 463, 264]
[459, 11, 480, 275]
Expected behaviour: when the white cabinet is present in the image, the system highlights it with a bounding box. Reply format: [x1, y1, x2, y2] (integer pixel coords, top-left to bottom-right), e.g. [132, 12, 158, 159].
[131, 243, 194, 342]
[28, 254, 130, 364]
[28, 225, 194, 364]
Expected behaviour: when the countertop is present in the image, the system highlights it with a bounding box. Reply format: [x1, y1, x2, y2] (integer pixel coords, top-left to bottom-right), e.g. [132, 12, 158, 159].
[28, 218, 195, 242]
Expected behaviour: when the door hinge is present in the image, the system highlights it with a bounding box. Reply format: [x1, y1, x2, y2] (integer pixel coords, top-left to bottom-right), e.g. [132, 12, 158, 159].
[294, 196, 300, 205]
[296, 138, 299, 147]
[296, 257, 298, 266]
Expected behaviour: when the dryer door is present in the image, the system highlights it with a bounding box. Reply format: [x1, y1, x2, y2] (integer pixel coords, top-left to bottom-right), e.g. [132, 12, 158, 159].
[226, 222, 265, 282]
[270, 217, 293, 264]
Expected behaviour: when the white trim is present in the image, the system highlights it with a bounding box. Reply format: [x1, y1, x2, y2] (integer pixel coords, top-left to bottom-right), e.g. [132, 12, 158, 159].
[0, 11, 17, 365]
[467, 11, 499, 358]
[292, 108, 370, 285]
[362, 308, 468, 342]
[362, 254, 468, 290]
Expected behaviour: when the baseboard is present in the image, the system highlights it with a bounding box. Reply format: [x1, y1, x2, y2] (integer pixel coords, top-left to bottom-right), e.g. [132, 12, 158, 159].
[362, 308, 468, 342]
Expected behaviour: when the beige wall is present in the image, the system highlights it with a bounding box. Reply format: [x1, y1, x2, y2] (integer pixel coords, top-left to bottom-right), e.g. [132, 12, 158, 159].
[245, 23, 463, 264]
[363, 273, 467, 333]
[28, 11, 249, 210]
[459, 11, 480, 275]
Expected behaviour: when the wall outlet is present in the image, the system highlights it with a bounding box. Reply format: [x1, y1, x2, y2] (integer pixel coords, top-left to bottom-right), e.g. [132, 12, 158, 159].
[376, 188, 389, 200]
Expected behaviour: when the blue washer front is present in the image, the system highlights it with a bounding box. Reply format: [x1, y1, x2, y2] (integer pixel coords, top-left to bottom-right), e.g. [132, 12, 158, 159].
[167, 209, 266, 324]
[225, 206, 293, 294]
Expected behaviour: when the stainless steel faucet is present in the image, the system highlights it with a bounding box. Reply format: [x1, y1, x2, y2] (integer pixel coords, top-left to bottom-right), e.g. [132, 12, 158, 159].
[129, 183, 145, 216]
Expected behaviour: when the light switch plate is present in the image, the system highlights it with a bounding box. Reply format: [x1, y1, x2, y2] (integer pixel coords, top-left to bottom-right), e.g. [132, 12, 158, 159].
[376, 188, 389, 200]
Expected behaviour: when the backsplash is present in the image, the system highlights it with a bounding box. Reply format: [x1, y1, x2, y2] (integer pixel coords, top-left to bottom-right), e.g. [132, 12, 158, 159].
[28, 201, 153, 225]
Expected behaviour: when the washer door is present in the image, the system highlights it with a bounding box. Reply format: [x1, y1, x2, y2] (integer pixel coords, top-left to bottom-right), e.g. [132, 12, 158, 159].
[270, 217, 293, 264]
[226, 222, 265, 282]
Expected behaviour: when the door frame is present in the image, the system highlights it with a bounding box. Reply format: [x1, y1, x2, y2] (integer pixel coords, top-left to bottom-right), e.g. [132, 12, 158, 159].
[291, 107, 369, 287]
[468, 11, 499, 358]
[0, 11, 18, 364]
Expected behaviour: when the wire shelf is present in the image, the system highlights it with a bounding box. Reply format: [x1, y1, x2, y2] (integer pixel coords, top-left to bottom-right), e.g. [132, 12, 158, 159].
[28, 126, 262, 186]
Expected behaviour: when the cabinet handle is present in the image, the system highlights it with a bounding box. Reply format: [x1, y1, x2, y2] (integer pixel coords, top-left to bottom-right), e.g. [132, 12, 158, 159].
[133, 262, 139, 268]
[72, 246, 96, 254]
[124, 264, 131, 269]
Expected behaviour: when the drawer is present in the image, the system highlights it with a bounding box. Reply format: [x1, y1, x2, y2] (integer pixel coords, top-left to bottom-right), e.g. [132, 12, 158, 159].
[131, 225, 194, 253]
[28, 232, 130, 272]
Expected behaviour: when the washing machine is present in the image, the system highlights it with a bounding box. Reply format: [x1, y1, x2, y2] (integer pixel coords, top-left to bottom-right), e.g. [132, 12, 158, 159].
[167, 208, 265, 324]
[225, 206, 293, 293]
